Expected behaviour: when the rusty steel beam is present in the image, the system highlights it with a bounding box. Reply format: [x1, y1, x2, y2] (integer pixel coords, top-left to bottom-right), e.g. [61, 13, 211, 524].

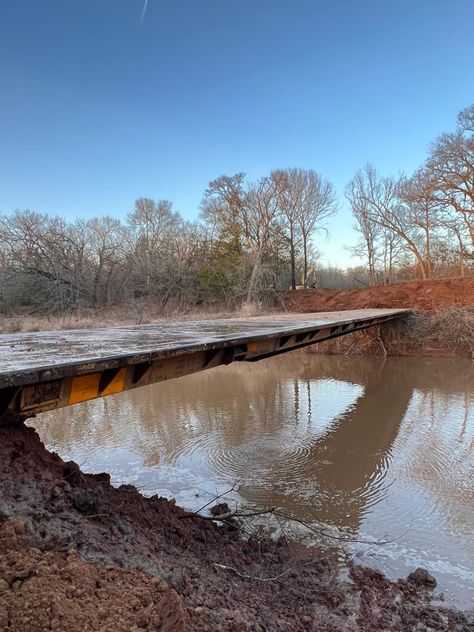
[0, 309, 410, 421]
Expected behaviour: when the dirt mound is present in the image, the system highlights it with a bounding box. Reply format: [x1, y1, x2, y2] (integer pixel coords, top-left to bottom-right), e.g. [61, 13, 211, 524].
[1, 423, 472, 631]
[0, 518, 187, 632]
[285, 277, 474, 314]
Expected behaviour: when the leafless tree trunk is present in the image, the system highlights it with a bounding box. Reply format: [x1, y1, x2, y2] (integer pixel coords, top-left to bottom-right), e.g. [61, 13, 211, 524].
[346, 172, 381, 285]
[348, 165, 429, 280]
[271, 169, 303, 290]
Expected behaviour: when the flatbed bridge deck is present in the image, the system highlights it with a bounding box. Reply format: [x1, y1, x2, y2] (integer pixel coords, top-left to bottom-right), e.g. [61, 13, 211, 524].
[0, 309, 409, 419]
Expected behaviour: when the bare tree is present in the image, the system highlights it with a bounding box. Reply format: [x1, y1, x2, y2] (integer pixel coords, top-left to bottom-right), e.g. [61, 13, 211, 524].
[127, 198, 180, 302]
[295, 170, 336, 287]
[86, 216, 126, 308]
[271, 170, 300, 290]
[347, 165, 429, 279]
[424, 106, 474, 246]
[399, 171, 443, 279]
[0, 211, 91, 313]
[458, 104, 474, 133]
[438, 214, 469, 277]
[346, 171, 381, 285]
[241, 176, 281, 303]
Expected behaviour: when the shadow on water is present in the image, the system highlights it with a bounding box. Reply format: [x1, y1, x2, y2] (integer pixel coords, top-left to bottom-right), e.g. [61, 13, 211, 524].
[33, 353, 474, 607]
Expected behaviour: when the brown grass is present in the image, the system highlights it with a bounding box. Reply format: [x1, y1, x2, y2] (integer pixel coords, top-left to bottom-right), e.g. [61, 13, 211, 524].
[0, 303, 280, 333]
[309, 308, 474, 358]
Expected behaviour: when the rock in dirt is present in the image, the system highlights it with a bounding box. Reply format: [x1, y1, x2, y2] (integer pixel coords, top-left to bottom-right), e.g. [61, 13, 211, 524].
[209, 502, 231, 517]
[408, 567, 438, 589]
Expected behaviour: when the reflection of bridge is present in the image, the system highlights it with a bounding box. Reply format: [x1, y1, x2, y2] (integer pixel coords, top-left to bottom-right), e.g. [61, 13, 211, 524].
[264, 357, 415, 530]
[32, 353, 418, 534]
[0, 309, 408, 421]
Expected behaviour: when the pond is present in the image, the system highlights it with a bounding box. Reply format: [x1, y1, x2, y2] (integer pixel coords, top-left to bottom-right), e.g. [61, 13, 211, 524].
[32, 352, 474, 608]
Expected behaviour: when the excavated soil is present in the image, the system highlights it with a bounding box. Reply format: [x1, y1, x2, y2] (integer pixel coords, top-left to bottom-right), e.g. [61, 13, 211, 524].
[0, 519, 188, 632]
[0, 422, 473, 631]
[285, 277, 474, 314]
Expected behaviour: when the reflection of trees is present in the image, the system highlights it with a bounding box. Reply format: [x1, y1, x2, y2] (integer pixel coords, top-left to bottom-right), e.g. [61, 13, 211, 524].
[33, 353, 474, 536]
[304, 354, 474, 396]
[307, 355, 474, 533]
[394, 390, 474, 534]
[35, 358, 322, 464]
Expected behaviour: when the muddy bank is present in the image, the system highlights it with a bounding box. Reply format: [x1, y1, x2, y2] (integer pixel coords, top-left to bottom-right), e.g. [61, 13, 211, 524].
[0, 518, 188, 632]
[0, 423, 473, 631]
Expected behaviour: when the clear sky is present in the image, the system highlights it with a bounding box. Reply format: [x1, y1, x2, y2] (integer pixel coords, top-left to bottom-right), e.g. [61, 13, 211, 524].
[1, 0, 473, 266]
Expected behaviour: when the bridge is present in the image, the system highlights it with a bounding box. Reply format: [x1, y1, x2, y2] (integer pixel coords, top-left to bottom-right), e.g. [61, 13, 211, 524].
[0, 308, 409, 422]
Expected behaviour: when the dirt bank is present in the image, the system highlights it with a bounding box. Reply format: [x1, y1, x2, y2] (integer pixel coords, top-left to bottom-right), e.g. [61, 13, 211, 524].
[285, 277, 474, 314]
[0, 422, 472, 631]
[285, 278, 474, 357]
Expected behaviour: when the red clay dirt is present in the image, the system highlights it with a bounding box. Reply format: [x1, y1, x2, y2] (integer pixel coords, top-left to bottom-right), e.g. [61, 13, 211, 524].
[285, 277, 474, 314]
[0, 422, 472, 631]
[0, 518, 188, 632]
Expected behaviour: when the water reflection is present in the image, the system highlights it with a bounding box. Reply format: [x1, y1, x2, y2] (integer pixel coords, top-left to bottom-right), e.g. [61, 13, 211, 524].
[33, 353, 474, 606]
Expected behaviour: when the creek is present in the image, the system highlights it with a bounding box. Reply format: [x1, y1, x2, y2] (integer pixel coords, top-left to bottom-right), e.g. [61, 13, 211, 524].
[33, 353, 474, 607]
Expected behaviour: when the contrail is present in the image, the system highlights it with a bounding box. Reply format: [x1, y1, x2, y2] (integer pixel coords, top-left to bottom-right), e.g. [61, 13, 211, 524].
[140, 0, 149, 24]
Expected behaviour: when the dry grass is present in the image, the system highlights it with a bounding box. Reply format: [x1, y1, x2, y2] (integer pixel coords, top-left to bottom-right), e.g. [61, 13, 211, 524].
[236, 301, 266, 318]
[0, 302, 278, 334]
[308, 309, 474, 358]
[390, 308, 474, 357]
[0, 314, 126, 333]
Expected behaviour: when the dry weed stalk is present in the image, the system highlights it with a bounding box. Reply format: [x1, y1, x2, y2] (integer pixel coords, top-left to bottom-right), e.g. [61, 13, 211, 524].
[310, 309, 474, 358]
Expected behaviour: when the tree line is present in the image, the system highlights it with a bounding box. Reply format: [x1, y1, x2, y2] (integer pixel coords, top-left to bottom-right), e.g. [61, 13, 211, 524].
[0, 169, 336, 315]
[0, 104, 472, 316]
[346, 104, 474, 284]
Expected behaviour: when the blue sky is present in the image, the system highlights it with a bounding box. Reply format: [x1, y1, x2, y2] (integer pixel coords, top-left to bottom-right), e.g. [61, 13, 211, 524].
[1, 0, 473, 266]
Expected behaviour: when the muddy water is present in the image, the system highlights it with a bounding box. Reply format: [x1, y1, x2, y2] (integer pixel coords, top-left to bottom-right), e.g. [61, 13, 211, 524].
[33, 353, 474, 607]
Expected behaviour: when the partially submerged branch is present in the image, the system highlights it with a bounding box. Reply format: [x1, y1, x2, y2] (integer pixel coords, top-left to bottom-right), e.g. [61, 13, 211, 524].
[179, 487, 405, 548]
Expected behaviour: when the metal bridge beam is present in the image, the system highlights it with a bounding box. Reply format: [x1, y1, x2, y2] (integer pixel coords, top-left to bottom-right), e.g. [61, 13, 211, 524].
[0, 310, 410, 421]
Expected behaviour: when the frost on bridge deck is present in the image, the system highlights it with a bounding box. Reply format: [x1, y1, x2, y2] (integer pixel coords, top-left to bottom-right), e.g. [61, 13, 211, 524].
[0, 309, 409, 420]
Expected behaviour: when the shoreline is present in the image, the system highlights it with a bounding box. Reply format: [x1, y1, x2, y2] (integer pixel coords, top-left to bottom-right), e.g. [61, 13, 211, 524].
[1, 421, 473, 631]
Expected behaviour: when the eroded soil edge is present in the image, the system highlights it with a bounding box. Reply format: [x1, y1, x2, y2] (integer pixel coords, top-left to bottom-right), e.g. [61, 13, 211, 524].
[0, 423, 472, 631]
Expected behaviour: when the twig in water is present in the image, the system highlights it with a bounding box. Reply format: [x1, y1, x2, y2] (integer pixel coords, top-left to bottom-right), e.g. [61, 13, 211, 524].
[63, 458, 89, 479]
[179, 484, 408, 548]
